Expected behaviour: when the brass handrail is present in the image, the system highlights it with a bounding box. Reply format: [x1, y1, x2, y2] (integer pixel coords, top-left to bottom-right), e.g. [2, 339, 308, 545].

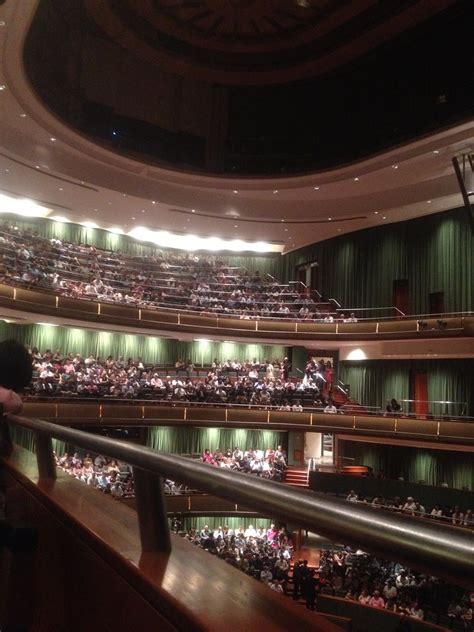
[4, 414, 474, 589]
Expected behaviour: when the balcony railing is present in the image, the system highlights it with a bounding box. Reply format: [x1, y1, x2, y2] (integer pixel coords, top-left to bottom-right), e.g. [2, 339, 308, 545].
[5, 414, 473, 590]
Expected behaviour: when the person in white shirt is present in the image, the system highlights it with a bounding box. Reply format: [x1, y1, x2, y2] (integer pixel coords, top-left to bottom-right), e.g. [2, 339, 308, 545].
[269, 579, 283, 593]
[402, 497, 417, 514]
[324, 403, 337, 414]
[244, 524, 257, 539]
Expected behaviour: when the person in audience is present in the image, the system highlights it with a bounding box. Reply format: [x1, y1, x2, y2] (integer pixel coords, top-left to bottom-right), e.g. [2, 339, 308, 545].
[368, 590, 385, 609]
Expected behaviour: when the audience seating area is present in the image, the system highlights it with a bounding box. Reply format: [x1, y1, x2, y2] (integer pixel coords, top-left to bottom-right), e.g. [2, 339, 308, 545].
[28, 348, 339, 410]
[0, 224, 338, 321]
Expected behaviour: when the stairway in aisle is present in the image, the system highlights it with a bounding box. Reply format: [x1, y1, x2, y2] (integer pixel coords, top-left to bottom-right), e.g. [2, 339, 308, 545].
[284, 466, 309, 488]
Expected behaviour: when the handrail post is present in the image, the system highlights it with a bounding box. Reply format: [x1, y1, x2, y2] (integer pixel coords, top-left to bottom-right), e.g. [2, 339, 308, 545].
[35, 432, 56, 479]
[133, 467, 171, 553]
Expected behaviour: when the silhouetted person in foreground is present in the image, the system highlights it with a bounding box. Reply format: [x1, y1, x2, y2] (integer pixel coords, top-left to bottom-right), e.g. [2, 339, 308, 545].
[0, 340, 33, 456]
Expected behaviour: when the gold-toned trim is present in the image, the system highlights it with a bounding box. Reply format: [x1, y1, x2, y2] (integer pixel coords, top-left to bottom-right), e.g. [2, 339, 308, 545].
[310, 413, 313, 426]
[13, 287, 16, 300]
[267, 410, 270, 423]
[97, 303, 101, 315]
[184, 408, 187, 421]
[138, 308, 142, 321]
[336, 322, 339, 334]
[55, 296, 59, 308]
[295, 322, 298, 333]
[376, 321, 379, 334]
[225, 408, 228, 422]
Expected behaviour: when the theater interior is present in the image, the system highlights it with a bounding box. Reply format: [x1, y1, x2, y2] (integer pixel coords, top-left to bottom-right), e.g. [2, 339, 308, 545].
[0, 1, 473, 630]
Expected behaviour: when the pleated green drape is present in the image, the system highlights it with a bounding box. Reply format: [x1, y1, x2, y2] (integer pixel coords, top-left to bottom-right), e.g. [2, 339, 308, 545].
[338, 362, 410, 411]
[147, 427, 287, 455]
[0, 323, 288, 366]
[9, 424, 66, 455]
[340, 441, 474, 490]
[339, 359, 473, 415]
[180, 516, 272, 531]
[280, 208, 473, 314]
[4, 215, 280, 275]
[427, 360, 474, 417]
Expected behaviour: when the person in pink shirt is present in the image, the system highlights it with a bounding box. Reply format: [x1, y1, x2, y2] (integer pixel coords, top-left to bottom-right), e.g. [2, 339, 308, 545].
[368, 591, 385, 609]
[266, 523, 277, 542]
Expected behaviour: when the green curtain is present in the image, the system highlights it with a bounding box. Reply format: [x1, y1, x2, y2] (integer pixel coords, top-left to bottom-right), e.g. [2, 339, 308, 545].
[340, 441, 474, 490]
[2, 215, 280, 275]
[426, 360, 473, 417]
[9, 424, 67, 455]
[180, 516, 272, 531]
[338, 361, 410, 412]
[0, 323, 288, 367]
[339, 359, 473, 415]
[279, 207, 473, 314]
[147, 427, 287, 456]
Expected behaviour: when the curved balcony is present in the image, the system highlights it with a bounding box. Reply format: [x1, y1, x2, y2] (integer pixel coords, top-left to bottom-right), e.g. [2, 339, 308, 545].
[0, 283, 472, 343]
[21, 401, 474, 446]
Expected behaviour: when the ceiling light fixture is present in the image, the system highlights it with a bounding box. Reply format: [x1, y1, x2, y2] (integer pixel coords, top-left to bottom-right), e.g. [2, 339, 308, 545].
[50, 137, 56, 142]
[382, 216, 387, 220]
[427, 200, 432, 204]
[328, 217, 332, 221]
[354, 177, 359, 182]
[0, 85, 6, 91]
[433, 150, 440, 154]
[273, 190, 278, 194]
[392, 164, 398, 169]
[374, 211, 379, 214]
[314, 186, 320, 190]
[19, 113, 27, 118]
[152, 201, 156, 204]
[233, 190, 238, 194]
[191, 209, 195, 213]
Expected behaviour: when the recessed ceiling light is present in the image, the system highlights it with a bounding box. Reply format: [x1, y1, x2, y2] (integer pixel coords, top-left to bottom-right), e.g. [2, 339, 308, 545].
[284, 228, 288, 232]
[314, 186, 320, 190]
[0, 85, 6, 91]
[81, 181, 84, 184]
[191, 209, 195, 213]
[328, 217, 332, 221]
[50, 137, 56, 142]
[152, 200, 156, 204]
[58, 187, 63, 191]
[122, 193, 127, 197]
[35, 165, 40, 169]
[374, 211, 379, 215]
[141, 209, 146, 213]
[273, 190, 278, 194]
[233, 190, 238, 194]
[187, 218, 191, 222]
[392, 164, 398, 169]
[19, 113, 27, 118]
[354, 177, 359, 182]
[4, 169, 9, 173]
[427, 200, 432, 204]
[131, 216, 136, 220]
[281, 219, 285, 222]
[0, 20, 6, 27]
[433, 150, 439, 154]
[382, 216, 387, 220]
[234, 224, 238, 228]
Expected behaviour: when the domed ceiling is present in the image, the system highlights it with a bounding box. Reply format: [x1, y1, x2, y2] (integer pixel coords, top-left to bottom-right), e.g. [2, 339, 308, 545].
[23, 0, 473, 175]
[83, 0, 455, 84]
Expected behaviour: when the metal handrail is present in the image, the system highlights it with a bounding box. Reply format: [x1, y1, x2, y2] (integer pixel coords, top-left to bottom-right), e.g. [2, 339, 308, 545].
[4, 414, 473, 588]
